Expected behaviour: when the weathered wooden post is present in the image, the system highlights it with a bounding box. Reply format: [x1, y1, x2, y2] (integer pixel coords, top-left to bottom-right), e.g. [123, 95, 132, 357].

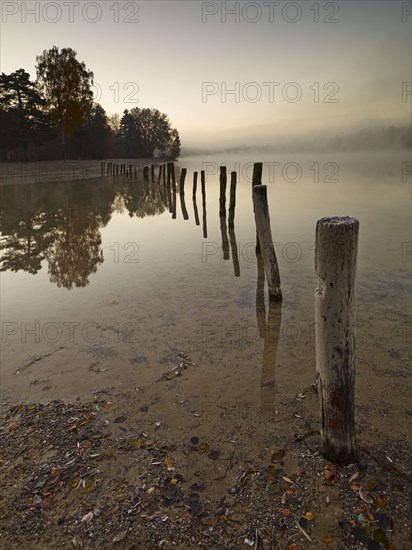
[228, 171, 237, 228]
[129, 164, 132, 178]
[252, 162, 263, 253]
[315, 216, 359, 464]
[162, 164, 166, 185]
[101, 162, 104, 175]
[151, 164, 155, 183]
[167, 163, 171, 187]
[252, 185, 282, 300]
[219, 166, 227, 217]
[116, 164, 119, 175]
[170, 162, 176, 187]
[179, 168, 187, 194]
[192, 172, 198, 199]
[106, 162, 110, 175]
[144, 166, 149, 181]
[134, 167, 137, 179]
[158, 164, 162, 184]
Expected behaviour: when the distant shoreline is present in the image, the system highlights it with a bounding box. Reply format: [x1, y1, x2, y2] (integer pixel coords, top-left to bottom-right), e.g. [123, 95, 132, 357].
[0, 158, 169, 186]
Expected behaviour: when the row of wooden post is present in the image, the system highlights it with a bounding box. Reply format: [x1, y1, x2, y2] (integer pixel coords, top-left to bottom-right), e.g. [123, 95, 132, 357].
[250, 162, 359, 464]
[100, 158, 359, 464]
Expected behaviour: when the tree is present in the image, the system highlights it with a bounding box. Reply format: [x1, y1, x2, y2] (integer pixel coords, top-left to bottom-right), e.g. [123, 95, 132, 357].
[168, 128, 181, 160]
[0, 69, 52, 160]
[131, 107, 171, 157]
[118, 109, 140, 157]
[36, 46, 94, 157]
[72, 103, 113, 159]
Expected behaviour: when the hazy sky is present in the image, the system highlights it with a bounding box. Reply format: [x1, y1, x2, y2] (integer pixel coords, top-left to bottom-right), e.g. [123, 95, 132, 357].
[2, 1, 411, 148]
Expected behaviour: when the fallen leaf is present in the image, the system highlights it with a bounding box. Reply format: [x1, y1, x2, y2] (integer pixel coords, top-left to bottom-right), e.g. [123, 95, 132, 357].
[373, 529, 386, 544]
[282, 476, 294, 485]
[350, 483, 361, 491]
[375, 497, 387, 508]
[359, 487, 373, 504]
[305, 512, 314, 521]
[81, 511, 93, 523]
[103, 402, 113, 410]
[290, 545, 299, 550]
[282, 508, 290, 516]
[349, 471, 359, 483]
[323, 536, 333, 543]
[82, 479, 97, 494]
[271, 449, 286, 462]
[163, 458, 175, 471]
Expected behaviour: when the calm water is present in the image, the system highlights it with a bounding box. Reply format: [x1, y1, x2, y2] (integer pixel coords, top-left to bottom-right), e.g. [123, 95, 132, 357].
[1, 151, 410, 439]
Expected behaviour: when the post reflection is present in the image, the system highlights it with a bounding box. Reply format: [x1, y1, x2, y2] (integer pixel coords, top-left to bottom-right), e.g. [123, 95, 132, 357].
[256, 255, 282, 420]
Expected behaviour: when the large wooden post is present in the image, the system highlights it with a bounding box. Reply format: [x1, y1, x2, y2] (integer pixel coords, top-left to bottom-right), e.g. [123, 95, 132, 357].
[170, 162, 176, 187]
[315, 216, 359, 464]
[252, 185, 282, 301]
[219, 166, 227, 217]
[228, 171, 237, 228]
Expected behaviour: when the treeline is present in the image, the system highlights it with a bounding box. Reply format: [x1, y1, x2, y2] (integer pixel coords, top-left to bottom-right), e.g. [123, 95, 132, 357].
[0, 46, 181, 162]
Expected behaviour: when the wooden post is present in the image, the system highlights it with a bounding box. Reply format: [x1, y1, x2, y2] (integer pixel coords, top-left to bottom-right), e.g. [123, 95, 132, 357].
[192, 172, 198, 199]
[228, 227, 240, 277]
[252, 185, 282, 301]
[101, 162, 104, 175]
[192, 197, 200, 226]
[179, 168, 187, 194]
[167, 163, 171, 187]
[180, 193, 189, 220]
[228, 171, 237, 228]
[162, 164, 166, 185]
[158, 165, 162, 184]
[134, 167, 137, 179]
[252, 162, 263, 253]
[201, 170, 206, 200]
[219, 166, 227, 217]
[116, 164, 119, 175]
[151, 164, 155, 183]
[129, 164, 132, 178]
[171, 162, 176, 187]
[315, 216, 359, 464]
[252, 162, 263, 186]
[201, 173, 207, 238]
[171, 187, 177, 219]
[220, 215, 230, 260]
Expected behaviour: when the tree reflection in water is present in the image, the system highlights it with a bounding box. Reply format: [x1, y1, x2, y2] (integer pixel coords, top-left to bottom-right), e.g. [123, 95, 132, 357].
[0, 177, 166, 289]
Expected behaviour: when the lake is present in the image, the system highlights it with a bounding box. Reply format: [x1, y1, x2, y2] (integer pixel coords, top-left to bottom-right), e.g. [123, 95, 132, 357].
[0, 151, 410, 444]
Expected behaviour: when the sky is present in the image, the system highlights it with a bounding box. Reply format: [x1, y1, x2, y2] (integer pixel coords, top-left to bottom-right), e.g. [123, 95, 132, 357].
[1, 0, 411, 148]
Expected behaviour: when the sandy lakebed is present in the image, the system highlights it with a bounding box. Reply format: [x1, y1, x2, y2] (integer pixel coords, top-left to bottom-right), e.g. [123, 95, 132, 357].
[1, 157, 411, 549]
